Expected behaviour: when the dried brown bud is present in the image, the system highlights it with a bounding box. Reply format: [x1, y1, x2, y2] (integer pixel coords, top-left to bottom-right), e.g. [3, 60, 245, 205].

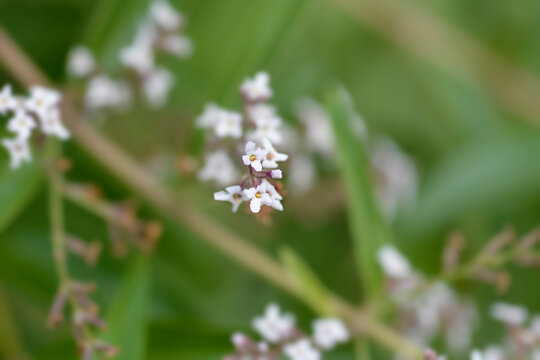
[443, 231, 465, 272]
[47, 290, 68, 329]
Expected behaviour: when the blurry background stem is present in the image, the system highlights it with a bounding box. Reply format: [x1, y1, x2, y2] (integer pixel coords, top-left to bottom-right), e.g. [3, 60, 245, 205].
[0, 26, 424, 359]
[0, 285, 30, 360]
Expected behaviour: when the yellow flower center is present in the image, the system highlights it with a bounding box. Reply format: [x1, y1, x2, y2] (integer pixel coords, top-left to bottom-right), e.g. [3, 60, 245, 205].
[249, 154, 256, 162]
[36, 99, 43, 107]
[266, 152, 274, 160]
[1, 98, 6, 105]
[255, 192, 262, 199]
[233, 193, 242, 202]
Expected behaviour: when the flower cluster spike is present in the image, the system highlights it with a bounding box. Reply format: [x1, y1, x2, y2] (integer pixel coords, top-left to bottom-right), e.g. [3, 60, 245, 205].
[196, 72, 289, 215]
[66, 0, 192, 111]
[0, 84, 70, 169]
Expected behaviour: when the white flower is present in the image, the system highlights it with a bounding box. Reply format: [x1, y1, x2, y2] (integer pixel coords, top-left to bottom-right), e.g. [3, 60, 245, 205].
[377, 245, 412, 279]
[242, 141, 266, 172]
[490, 302, 528, 326]
[241, 72, 272, 102]
[248, 104, 283, 144]
[162, 35, 193, 58]
[531, 315, 540, 336]
[143, 67, 175, 108]
[196, 103, 223, 129]
[261, 179, 283, 211]
[214, 185, 247, 212]
[7, 109, 36, 139]
[39, 108, 70, 140]
[66, 46, 95, 78]
[0, 84, 18, 114]
[312, 318, 349, 350]
[261, 138, 288, 169]
[2, 137, 31, 169]
[244, 182, 274, 213]
[270, 169, 282, 179]
[296, 98, 335, 158]
[150, 0, 183, 30]
[284, 339, 320, 360]
[25, 86, 61, 120]
[85, 76, 131, 110]
[119, 41, 154, 75]
[481, 346, 505, 360]
[215, 110, 242, 139]
[198, 150, 238, 187]
[370, 137, 417, 219]
[252, 303, 295, 343]
[470, 350, 482, 360]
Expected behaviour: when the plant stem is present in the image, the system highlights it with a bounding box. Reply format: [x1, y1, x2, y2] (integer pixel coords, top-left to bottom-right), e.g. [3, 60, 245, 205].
[49, 168, 69, 286]
[0, 26, 424, 359]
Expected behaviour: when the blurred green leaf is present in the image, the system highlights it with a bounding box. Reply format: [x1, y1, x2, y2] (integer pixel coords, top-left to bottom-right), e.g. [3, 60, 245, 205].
[325, 86, 390, 297]
[280, 247, 330, 316]
[0, 163, 43, 236]
[101, 255, 151, 360]
[397, 129, 540, 242]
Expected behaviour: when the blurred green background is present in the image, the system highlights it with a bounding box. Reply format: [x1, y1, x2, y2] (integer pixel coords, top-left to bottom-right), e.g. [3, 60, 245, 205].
[1, 0, 540, 359]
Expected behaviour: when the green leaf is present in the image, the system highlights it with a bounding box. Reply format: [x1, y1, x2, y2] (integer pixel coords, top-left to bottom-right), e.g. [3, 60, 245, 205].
[280, 247, 331, 316]
[101, 254, 152, 360]
[0, 162, 43, 235]
[325, 86, 390, 297]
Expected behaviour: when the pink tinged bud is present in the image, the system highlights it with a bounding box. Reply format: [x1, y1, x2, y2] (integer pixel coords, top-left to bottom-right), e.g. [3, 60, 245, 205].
[270, 170, 282, 179]
[424, 349, 439, 360]
[232, 332, 248, 348]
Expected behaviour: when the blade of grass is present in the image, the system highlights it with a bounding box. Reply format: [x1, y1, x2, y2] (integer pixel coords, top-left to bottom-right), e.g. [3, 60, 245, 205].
[325, 86, 390, 297]
[280, 247, 331, 316]
[0, 162, 43, 236]
[101, 255, 152, 360]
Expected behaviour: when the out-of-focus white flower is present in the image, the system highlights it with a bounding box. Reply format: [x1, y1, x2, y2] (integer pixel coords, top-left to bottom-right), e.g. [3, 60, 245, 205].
[196, 103, 223, 129]
[242, 141, 266, 172]
[261, 179, 283, 211]
[150, 0, 183, 30]
[284, 339, 320, 360]
[162, 34, 193, 58]
[288, 154, 316, 195]
[445, 300, 477, 352]
[249, 104, 283, 144]
[67, 46, 96, 78]
[370, 137, 417, 219]
[252, 303, 295, 343]
[25, 86, 61, 120]
[532, 348, 540, 360]
[531, 315, 540, 336]
[39, 108, 70, 140]
[261, 138, 288, 169]
[470, 350, 483, 360]
[198, 150, 238, 187]
[143, 67, 175, 108]
[119, 41, 154, 75]
[215, 110, 243, 139]
[241, 72, 272, 102]
[312, 318, 349, 350]
[0, 85, 18, 114]
[244, 182, 274, 213]
[214, 185, 247, 212]
[481, 346, 504, 360]
[2, 137, 31, 169]
[7, 109, 36, 139]
[296, 98, 335, 158]
[85, 76, 131, 110]
[377, 245, 412, 279]
[490, 302, 528, 326]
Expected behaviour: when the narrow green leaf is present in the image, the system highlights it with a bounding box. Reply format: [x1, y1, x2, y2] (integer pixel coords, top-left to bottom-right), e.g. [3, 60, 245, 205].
[280, 247, 331, 316]
[102, 254, 152, 360]
[325, 86, 390, 297]
[0, 162, 43, 235]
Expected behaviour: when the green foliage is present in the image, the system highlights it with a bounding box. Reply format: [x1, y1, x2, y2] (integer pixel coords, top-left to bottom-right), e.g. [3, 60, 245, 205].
[326, 87, 390, 297]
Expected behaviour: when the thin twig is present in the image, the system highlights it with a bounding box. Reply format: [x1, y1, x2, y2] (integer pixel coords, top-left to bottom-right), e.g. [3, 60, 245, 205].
[0, 26, 424, 359]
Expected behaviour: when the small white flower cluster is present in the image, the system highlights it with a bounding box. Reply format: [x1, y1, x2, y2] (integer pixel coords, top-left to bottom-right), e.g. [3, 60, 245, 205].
[377, 245, 478, 355]
[66, 0, 192, 111]
[0, 84, 69, 169]
[197, 72, 289, 214]
[289, 98, 417, 219]
[225, 303, 349, 360]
